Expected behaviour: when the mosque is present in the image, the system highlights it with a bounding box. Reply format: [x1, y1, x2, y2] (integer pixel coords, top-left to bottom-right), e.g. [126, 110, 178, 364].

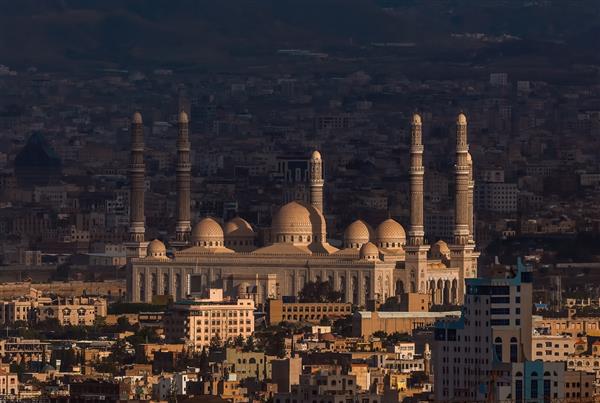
[125, 112, 479, 307]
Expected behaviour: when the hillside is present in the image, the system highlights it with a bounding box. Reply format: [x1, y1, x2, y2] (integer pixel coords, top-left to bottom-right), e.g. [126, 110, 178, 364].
[0, 0, 599, 70]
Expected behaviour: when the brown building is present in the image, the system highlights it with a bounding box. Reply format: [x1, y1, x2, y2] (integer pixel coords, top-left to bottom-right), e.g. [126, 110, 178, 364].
[268, 298, 352, 325]
[564, 370, 595, 402]
[398, 292, 431, 312]
[352, 310, 461, 338]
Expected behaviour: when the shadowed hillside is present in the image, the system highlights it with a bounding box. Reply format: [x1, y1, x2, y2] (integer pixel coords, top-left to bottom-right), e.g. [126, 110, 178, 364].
[0, 0, 598, 70]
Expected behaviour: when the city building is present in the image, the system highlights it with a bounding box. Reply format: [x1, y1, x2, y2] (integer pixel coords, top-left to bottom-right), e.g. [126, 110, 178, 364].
[433, 261, 584, 401]
[267, 298, 352, 325]
[352, 310, 461, 338]
[163, 289, 254, 350]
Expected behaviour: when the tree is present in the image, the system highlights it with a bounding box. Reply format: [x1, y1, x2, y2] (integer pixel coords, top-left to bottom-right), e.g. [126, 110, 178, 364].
[372, 330, 387, 339]
[319, 316, 331, 326]
[386, 332, 411, 345]
[298, 280, 343, 303]
[198, 347, 210, 379]
[244, 335, 255, 352]
[209, 335, 222, 351]
[234, 334, 245, 347]
[116, 316, 133, 332]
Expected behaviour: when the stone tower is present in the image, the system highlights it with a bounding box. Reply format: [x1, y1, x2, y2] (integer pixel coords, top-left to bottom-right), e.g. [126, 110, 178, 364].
[450, 113, 476, 302]
[174, 111, 192, 246]
[405, 114, 430, 293]
[126, 112, 148, 258]
[309, 150, 324, 213]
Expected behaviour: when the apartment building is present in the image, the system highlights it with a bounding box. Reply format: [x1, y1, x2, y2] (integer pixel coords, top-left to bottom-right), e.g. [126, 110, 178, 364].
[164, 289, 254, 350]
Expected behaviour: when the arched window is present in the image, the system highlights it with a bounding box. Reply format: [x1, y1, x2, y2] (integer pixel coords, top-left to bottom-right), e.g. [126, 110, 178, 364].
[510, 337, 518, 362]
[531, 372, 538, 399]
[494, 337, 503, 361]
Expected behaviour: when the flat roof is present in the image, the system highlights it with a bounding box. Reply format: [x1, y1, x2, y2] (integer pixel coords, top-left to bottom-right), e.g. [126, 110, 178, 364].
[357, 311, 461, 319]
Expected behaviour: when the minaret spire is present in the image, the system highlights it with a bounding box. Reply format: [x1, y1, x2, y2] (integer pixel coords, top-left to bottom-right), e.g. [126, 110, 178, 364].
[467, 151, 474, 243]
[126, 111, 149, 260]
[129, 112, 146, 243]
[453, 113, 470, 245]
[404, 113, 430, 295]
[450, 112, 477, 303]
[175, 111, 192, 245]
[408, 113, 425, 246]
[309, 150, 324, 213]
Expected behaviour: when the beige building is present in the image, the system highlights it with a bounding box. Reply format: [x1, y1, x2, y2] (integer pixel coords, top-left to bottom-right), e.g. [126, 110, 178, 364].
[352, 310, 461, 338]
[0, 370, 18, 396]
[0, 338, 49, 362]
[0, 280, 125, 300]
[35, 296, 107, 326]
[268, 299, 352, 325]
[224, 347, 272, 381]
[127, 114, 480, 308]
[534, 315, 600, 336]
[0, 295, 107, 326]
[564, 370, 596, 402]
[164, 289, 254, 350]
[532, 333, 586, 361]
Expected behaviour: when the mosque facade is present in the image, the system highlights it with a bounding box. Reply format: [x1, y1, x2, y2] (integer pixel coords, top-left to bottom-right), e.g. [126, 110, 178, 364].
[126, 112, 478, 307]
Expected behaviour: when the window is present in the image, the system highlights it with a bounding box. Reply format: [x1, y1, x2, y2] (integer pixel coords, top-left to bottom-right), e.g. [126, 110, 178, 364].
[510, 338, 518, 362]
[515, 380, 523, 403]
[494, 337, 503, 361]
[531, 379, 538, 398]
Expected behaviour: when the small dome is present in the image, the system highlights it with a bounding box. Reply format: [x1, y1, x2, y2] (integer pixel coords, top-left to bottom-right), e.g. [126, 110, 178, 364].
[344, 220, 373, 248]
[311, 150, 322, 160]
[272, 201, 326, 244]
[191, 218, 224, 247]
[457, 113, 467, 125]
[224, 217, 254, 237]
[412, 113, 421, 125]
[431, 240, 451, 260]
[237, 282, 250, 291]
[132, 112, 142, 124]
[359, 242, 380, 261]
[179, 111, 188, 123]
[375, 219, 406, 248]
[147, 239, 167, 258]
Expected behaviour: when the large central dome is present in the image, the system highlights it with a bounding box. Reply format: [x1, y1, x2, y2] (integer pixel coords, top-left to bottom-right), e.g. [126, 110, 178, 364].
[271, 201, 326, 244]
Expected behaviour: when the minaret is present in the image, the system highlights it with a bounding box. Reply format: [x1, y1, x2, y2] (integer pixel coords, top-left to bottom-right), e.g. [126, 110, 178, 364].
[453, 113, 470, 245]
[309, 150, 324, 212]
[174, 111, 192, 246]
[404, 114, 430, 294]
[126, 112, 148, 258]
[408, 114, 425, 246]
[467, 152, 474, 243]
[450, 113, 476, 302]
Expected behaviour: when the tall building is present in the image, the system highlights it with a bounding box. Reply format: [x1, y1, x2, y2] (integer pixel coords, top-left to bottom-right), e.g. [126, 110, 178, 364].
[433, 260, 575, 402]
[127, 114, 478, 307]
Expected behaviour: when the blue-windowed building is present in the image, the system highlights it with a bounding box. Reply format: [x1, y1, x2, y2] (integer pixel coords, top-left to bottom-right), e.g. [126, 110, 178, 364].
[433, 260, 571, 402]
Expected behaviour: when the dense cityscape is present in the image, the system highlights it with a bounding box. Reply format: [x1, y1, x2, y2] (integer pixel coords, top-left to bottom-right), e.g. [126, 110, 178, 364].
[1, 1, 600, 402]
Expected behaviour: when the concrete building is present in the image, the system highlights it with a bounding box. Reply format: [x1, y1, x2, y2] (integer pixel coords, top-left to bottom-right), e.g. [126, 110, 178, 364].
[271, 357, 302, 393]
[224, 347, 272, 381]
[274, 368, 380, 403]
[268, 298, 352, 325]
[352, 310, 461, 338]
[163, 289, 254, 351]
[433, 261, 577, 402]
[0, 295, 107, 326]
